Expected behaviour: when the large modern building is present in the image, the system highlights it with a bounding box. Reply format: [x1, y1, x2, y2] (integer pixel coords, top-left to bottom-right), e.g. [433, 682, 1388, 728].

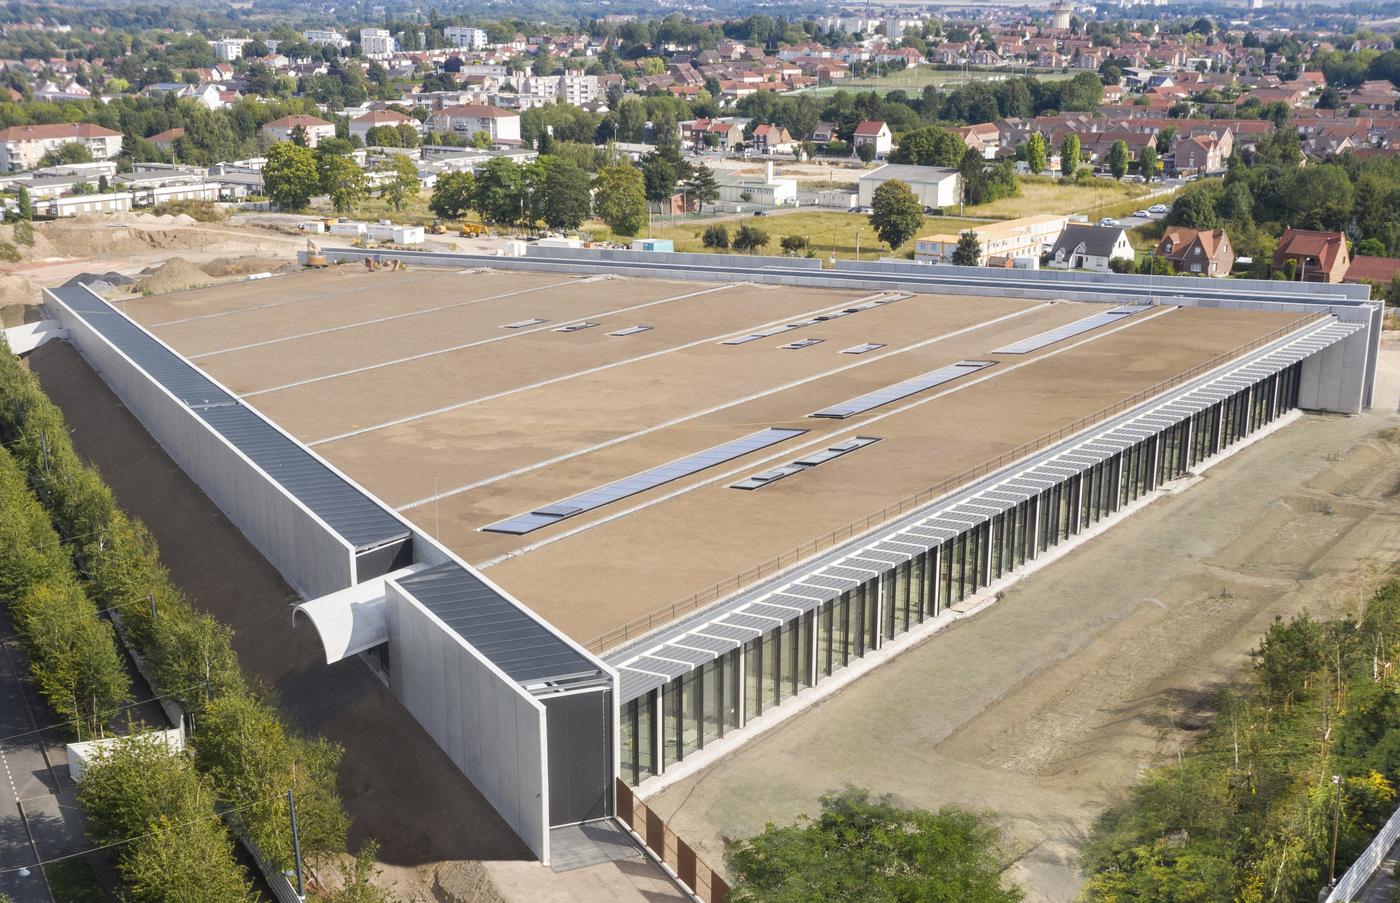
[39, 249, 1379, 872]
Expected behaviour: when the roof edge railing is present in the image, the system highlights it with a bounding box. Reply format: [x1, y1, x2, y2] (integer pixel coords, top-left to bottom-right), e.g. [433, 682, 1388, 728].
[585, 315, 1324, 655]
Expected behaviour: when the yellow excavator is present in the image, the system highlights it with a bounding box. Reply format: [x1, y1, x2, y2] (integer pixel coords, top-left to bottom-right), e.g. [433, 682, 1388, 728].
[459, 222, 486, 237]
[304, 239, 327, 268]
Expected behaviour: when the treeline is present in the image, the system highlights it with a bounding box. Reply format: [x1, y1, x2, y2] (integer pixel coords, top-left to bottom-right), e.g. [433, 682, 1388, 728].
[1165, 128, 1400, 281]
[1082, 580, 1400, 900]
[0, 338, 373, 898]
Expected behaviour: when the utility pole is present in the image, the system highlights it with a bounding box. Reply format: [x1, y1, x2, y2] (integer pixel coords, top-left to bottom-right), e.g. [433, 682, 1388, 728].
[288, 789, 306, 899]
[1329, 773, 1342, 886]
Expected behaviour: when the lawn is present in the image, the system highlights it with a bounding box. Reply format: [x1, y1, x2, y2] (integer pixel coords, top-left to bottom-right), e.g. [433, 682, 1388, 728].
[583, 209, 988, 260]
[965, 176, 1156, 219]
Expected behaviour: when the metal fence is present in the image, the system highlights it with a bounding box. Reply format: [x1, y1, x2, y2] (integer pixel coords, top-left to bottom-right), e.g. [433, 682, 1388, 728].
[1325, 801, 1400, 902]
[616, 780, 729, 903]
[585, 315, 1315, 654]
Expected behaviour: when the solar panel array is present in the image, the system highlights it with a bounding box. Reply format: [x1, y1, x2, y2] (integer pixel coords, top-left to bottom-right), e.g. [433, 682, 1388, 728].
[780, 338, 823, 350]
[720, 294, 903, 346]
[731, 436, 880, 490]
[810, 360, 996, 419]
[484, 427, 809, 534]
[501, 318, 546, 329]
[842, 343, 886, 355]
[555, 322, 597, 333]
[992, 305, 1149, 354]
[608, 325, 652, 336]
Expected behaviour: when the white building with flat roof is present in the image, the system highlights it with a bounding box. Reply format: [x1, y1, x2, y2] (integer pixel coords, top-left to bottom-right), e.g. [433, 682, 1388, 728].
[445, 26, 488, 50]
[857, 163, 961, 210]
[211, 38, 245, 62]
[360, 28, 396, 56]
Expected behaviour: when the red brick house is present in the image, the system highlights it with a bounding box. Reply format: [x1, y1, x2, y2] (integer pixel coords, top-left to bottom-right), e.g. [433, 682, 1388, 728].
[1272, 228, 1351, 283]
[1156, 227, 1235, 277]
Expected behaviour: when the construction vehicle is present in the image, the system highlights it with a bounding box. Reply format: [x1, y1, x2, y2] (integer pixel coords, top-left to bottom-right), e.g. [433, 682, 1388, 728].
[304, 239, 328, 268]
[363, 256, 405, 272]
[459, 222, 486, 237]
[427, 221, 448, 235]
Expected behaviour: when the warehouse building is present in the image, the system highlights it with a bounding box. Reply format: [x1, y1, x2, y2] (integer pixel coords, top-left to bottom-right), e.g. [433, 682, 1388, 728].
[41, 254, 1378, 866]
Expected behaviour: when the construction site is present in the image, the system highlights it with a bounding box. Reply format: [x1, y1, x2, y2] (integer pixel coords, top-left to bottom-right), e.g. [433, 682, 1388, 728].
[4, 235, 1389, 899]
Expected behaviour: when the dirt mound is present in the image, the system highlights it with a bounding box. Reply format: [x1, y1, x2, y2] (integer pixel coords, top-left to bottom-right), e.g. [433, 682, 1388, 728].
[132, 257, 211, 294]
[0, 272, 42, 316]
[200, 256, 288, 278]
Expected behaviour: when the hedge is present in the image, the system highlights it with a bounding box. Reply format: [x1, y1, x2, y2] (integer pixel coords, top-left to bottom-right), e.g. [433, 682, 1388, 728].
[0, 338, 348, 874]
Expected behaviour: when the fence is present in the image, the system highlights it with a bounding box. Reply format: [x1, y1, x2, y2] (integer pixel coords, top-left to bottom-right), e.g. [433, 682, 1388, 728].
[1325, 801, 1400, 902]
[585, 315, 1316, 654]
[616, 779, 729, 903]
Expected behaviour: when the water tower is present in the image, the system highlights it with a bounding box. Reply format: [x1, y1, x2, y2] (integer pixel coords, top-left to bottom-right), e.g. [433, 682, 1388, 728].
[1052, 0, 1073, 29]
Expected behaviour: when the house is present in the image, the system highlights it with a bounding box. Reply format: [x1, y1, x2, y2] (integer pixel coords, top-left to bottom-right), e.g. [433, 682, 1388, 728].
[1047, 223, 1135, 272]
[750, 123, 794, 155]
[857, 164, 962, 210]
[686, 118, 745, 150]
[811, 121, 837, 144]
[1171, 134, 1226, 176]
[914, 214, 1069, 265]
[852, 120, 893, 158]
[351, 109, 419, 144]
[0, 123, 123, 173]
[954, 123, 1001, 159]
[1155, 227, 1234, 277]
[1272, 228, 1350, 283]
[261, 114, 336, 148]
[148, 128, 186, 151]
[425, 105, 522, 145]
[1344, 255, 1400, 288]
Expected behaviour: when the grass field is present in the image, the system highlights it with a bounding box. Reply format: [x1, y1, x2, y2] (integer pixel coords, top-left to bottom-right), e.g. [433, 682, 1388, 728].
[965, 176, 1157, 219]
[583, 209, 988, 260]
[802, 67, 1074, 97]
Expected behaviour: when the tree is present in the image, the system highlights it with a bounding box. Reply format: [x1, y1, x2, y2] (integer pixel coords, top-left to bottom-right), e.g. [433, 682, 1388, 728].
[1139, 145, 1158, 183]
[1060, 134, 1081, 177]
[428, 171, 475, 220]
[952, 230, 982, 266]
[702, 224, 730, 249]
[640, 146, 689, 204]
[685, 165, 721, 213]
[318, 153, 367, 214]
[780, 235, 809, 254]
[470, 130, 493, 150]
[15, 186, 32, 221]
[38, 142, 94, 168]
[855, 141, 877, 163]
[262, 142, 319, 211]
[1025, 132, 1047, 176]
[471, 157, 529, 225]
[868, 179, 923, 251]
[364, 124, 402, 147]
[535, 156, 592, 231]
[290, 124, 310, 147]
[891, 125, 964, 168]
[1138, 254, 1172, 275]
[78, 735, 249, 902]
[378, 154, 420, 212]
[732, 223, 770, 253]
[727, 789, 1023, 903]
[593, 164, 647, 237]
[1107, 140, 1130, 181]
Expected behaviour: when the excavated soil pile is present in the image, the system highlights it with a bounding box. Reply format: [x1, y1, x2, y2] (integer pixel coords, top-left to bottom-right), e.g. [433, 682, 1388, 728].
[132, 257, 212, 294]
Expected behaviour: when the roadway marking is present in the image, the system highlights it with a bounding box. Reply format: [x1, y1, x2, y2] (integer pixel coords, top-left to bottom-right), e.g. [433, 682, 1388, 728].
[475, 306, 1178, 568]
[192, 276, 587, 359]
[397, 301, 1054, 511]
[308, 290, 896, 447]
[247, 282, 740, 397]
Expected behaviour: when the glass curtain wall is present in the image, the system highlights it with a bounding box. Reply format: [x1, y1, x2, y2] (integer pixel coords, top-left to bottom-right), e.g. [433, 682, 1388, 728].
[620, 363, 1304, 785]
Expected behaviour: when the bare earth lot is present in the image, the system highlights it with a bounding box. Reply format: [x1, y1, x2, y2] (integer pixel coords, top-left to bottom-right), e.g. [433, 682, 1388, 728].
[645, 352, 1400, 902]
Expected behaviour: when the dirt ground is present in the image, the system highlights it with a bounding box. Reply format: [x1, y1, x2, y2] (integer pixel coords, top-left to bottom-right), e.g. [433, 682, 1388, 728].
[643, 343, 1400, 902]
[23, 340, 686, 903]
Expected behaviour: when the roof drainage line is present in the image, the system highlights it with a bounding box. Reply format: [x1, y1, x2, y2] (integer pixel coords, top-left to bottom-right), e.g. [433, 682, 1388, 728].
[473, 305, 1178, 569]
[193, 277, 585, 360]
[308, 290, 896, 447]
[397, 301, 1053, 511]
[614, 315, 1340, 661]
[245, 282, 742, 398]
[142, 270, 451, 328]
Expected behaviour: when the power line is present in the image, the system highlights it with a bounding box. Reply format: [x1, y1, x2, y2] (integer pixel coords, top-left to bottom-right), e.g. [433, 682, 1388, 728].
[0, 683, 206, 745]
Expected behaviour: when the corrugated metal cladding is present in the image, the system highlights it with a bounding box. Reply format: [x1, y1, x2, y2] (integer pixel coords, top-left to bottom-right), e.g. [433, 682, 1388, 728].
[396, 561, 604, 690]
[51, 287, 410, 552]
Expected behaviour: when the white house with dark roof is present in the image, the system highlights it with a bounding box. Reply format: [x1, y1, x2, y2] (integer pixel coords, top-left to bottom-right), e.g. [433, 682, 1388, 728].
[1047, 223, 1135, 272]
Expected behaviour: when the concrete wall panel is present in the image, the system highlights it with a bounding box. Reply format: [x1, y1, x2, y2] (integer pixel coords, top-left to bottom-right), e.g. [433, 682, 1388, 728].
[50, 295, 356, 597]
[385, 582, 548, 862]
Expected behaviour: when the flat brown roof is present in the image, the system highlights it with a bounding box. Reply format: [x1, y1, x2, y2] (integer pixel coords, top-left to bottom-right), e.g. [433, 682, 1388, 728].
[119, 267, 1313, 648]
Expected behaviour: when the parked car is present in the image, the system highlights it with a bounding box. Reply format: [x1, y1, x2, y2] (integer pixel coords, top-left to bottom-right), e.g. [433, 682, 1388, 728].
[753, 210, 767, 216]
[1133, 210, 1150, 218]
[1098, 217, 1119, 227]
[1149, 203, 1168, 214]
